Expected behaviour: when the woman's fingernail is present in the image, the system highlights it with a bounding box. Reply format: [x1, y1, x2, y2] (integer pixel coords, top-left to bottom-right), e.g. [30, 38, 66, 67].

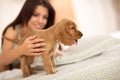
[38, 53, 42, 55]
[38, 39, 44, 41]
[40, 43, 46, 46]
[32, 35, 37, 38]
[42, 49, 46, 51]
[43, 43, 47, 45]
[40, 39, 44, 41]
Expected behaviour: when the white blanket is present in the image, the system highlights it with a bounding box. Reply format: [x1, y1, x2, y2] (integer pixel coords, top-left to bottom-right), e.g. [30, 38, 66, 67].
[1, 35, 120, 80]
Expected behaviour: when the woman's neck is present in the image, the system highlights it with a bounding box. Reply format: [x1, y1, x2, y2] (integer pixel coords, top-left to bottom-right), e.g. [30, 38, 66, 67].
[20, 25, 32, 38]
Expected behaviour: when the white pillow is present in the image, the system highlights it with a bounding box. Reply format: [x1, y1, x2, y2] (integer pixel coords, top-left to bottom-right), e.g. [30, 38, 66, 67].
[55, 35, 120, 65]
[31, 35, 120, 67]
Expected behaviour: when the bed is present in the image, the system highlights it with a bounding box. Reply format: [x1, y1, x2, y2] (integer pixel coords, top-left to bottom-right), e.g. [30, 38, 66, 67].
[1, 35, 120, 80]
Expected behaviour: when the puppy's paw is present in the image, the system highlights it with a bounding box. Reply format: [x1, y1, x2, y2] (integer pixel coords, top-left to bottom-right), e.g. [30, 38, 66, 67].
[23, 69, 36, 77]
[54, 69, 58, 73]
[48, 69, 58, 74]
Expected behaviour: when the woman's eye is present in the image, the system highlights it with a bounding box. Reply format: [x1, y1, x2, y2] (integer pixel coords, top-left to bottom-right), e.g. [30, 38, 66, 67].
[43, 16, 48, 19]
[33, 13, 38, 17]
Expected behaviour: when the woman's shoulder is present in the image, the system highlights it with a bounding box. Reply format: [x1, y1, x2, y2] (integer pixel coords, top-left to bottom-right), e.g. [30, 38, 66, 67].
[4, 26, 18, 39]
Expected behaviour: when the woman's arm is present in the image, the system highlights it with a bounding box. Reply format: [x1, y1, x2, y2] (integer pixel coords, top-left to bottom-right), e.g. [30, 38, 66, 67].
[0, 26, 46, 69]
[0, 54, 10, 72]
[1, 27, 22, 66]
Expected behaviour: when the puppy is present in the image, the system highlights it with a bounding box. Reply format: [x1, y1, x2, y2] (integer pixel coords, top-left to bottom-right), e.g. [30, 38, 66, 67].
[4, 18, 83, 77]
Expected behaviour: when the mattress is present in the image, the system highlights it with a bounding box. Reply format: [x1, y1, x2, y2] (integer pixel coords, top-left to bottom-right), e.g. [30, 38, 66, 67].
[1, 35, 120, 80]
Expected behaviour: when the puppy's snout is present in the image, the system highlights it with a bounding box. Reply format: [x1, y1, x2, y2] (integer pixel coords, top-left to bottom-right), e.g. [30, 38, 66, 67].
[80, 31, 83, 37]
[78, 31, 83, 38]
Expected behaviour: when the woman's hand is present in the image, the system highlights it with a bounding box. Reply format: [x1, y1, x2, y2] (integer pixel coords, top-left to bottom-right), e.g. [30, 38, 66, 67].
[19, 35, 46, 56]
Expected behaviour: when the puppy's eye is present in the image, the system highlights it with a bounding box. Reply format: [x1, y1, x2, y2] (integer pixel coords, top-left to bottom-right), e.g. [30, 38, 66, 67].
[70, 26, 75, 30]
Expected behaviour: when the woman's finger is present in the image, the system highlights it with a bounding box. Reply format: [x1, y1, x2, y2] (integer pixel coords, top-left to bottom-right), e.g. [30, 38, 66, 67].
[27, 35, 37, 41]
[29, 53, 43, 56]
[24, 35, 37, 43]
[31, 38, 44, 44]
[30, 48, 46, 53]
[32, 43, 46, 48]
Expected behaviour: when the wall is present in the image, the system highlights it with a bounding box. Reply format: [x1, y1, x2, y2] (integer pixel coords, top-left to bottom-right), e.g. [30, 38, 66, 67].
[0, 0, 119, 46]
[72, 0, 118, 36]
[50, 0, 75, 22]
[112, 0, 120, 30]
[0, 0, 25, 46]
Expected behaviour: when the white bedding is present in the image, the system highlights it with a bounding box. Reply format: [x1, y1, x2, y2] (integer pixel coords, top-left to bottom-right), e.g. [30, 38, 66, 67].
[1, 35, 120, 80]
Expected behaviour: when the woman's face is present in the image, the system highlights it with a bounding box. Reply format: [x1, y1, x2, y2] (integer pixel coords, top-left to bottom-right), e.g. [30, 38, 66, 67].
[27, 5, 48, 31]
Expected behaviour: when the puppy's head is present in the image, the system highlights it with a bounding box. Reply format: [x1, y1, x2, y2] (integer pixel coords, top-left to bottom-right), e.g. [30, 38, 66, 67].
[55, 18, 83, 45]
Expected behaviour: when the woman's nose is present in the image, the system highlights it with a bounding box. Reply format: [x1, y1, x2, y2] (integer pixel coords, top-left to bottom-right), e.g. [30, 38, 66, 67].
[37, 17, 43, 23]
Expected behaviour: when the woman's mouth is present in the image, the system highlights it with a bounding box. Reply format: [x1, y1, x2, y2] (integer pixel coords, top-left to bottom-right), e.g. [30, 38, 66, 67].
[34, 25, 43, 29]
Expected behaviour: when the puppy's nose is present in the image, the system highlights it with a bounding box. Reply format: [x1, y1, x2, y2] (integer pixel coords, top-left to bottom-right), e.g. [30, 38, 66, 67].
[79, 31, 83, 37]
[81, 32, 83, 37]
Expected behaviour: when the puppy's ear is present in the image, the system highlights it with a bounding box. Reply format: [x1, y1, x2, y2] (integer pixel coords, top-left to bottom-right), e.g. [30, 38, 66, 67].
[55, 19, 74, 45]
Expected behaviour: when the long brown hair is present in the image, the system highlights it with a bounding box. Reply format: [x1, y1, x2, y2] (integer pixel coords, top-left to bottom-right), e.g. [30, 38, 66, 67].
[2, 0, 55, 46]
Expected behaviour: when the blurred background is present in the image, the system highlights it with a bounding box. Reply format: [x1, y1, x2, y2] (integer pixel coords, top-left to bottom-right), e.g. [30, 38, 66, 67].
[0, 0, 120, 45]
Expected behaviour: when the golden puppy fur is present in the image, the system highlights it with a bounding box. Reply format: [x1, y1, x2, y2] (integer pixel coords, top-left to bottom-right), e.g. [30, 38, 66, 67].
[4, 18, 83, 77]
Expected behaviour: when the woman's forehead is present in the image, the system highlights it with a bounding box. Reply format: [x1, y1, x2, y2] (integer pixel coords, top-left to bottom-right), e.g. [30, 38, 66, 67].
[34, 5, 48, 13]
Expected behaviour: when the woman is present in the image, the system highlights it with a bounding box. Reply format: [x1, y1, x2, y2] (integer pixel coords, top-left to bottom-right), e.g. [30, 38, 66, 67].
[0, 0, 63, 72]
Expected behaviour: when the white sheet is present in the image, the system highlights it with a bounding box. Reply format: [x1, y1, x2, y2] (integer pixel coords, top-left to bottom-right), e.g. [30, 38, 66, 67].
[1, 35, 120, 80]
[7, 43, 120, 80]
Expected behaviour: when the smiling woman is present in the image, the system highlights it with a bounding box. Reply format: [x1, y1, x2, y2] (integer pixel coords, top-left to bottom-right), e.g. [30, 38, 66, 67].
[28, 5, 48, 31]
[0, 0, 64, 72]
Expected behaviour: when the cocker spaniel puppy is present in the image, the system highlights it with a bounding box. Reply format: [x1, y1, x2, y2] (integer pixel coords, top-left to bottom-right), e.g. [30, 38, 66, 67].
[4, 18, 83, 77]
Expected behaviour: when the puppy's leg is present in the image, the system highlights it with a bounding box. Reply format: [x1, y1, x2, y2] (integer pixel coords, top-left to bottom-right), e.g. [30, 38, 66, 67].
[21, 56, 29, 77]
[51, 55, 58, 73]
[41, 54, 55, 74]
[21, 56, 34, 77]
[26, 57, 36, 75]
